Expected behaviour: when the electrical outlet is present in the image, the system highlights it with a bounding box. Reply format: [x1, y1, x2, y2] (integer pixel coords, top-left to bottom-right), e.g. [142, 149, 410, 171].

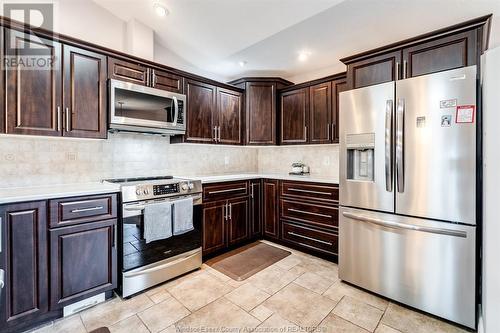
[323, 156, 331, 166]
[66, 152, 77, 161]
[224, 156, 230, 166]
[4, 153, 14, 162]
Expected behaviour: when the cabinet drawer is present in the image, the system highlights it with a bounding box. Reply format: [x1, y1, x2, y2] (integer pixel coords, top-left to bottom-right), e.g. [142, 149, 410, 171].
[49, 194, 117, 227]
[281, 181, 338, 203]
[203, 181, 249, 202]
[282, 221, 338, 255]
[280, 199, 338, 230]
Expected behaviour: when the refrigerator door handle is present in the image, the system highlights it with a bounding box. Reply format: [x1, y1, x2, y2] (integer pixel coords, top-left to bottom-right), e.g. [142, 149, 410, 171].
[342, 212, 467, 238]
[396, 98, 405, 193]
[385, 100, 393, 192]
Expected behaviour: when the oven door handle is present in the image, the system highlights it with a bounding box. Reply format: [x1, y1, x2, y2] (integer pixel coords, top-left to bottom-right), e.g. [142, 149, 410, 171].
[124, 194, 202, 211]
[123, 250, 200, 277]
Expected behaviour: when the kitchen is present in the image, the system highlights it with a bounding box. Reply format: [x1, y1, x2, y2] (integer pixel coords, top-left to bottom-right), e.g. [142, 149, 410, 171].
[0, 1, 499, 333]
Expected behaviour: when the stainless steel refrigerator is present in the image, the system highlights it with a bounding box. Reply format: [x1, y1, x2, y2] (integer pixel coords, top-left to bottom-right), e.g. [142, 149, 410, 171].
[339, 66, 478, 328]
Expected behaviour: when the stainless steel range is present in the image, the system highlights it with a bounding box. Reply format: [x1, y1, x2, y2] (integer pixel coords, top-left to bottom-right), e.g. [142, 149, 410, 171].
[104, 176, 203, 298]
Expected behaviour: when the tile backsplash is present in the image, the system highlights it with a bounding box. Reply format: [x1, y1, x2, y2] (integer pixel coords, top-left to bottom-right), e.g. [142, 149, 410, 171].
[0, 133, 339, 187]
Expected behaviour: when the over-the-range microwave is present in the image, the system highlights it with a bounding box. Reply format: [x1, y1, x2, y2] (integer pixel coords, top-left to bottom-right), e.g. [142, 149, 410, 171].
[109, 79, 186, 135]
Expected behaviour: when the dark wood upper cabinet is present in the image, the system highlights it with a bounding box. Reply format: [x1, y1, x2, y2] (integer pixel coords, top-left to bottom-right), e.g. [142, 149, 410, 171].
[184, 79, 217, 143]
[309, 82, 332, 144]
[217, 87, 243, 145]
[5, 29, 62, 136]
[227, 197, 249, 246]
[0, 201, 48, 331]
[245, 82, 277, 145]
[345, 50, 402, 90]
[151, 69, 184, 93]
[202, 201, 226, 256]
[49, 219, 117, 309]
[62, 45, 107, 139]
[402, 29, 477, 79]
[250, 179, 262, 238]
[332, 77, 347, 143]
[280, 88, 309, 144]
[263, 179, 279, 239]
[108, 57, 148, 86]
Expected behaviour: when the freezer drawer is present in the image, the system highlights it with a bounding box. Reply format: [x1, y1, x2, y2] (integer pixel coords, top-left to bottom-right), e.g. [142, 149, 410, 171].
[339, 206, 476, 328]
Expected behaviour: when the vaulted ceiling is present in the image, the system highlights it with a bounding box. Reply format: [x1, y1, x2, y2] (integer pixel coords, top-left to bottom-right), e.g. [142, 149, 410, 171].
[93, 0, 500, 82]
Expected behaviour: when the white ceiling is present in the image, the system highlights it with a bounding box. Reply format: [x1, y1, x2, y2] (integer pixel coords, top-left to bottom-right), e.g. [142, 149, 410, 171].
[93, 0, 500, 83]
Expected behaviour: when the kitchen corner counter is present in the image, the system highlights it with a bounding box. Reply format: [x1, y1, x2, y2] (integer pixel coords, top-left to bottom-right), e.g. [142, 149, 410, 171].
[0, 182, 121, 205]
[178, 173, 339, 185]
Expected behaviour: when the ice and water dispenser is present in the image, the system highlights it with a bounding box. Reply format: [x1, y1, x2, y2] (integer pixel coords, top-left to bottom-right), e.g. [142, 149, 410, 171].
[346, 133, 375, 182]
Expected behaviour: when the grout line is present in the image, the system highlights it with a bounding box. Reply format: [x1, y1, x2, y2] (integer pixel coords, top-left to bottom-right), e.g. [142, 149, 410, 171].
[136, 314, 153, 333]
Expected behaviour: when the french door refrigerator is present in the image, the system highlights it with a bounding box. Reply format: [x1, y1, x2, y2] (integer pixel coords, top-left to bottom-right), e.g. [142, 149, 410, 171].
[339, 66, 478, 328]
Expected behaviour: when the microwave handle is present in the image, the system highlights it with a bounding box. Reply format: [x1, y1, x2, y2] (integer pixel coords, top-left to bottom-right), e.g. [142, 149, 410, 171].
[172, 96, 179, 127]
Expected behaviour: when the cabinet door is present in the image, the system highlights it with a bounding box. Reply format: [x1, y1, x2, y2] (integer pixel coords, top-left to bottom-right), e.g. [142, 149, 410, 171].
[5, 29, 62, 136]
[250, 180, 262, 238]
[228, 197, 249, 246]
[202, 201, 226, 255]
[0, 202, 48, 330]
[402, 30, 477, 79]
[280, 88, 309, 144]
[263, 179, 279, 239]
[246, 82, 276, 145]
[63, 45, 107, 139]
[217, 87, 243, 145]
[151, 69, 184, 93]
[108, 57, 149, 86]
[309, 82, 332, 144]
[49, 219, 117, 309]
[185, 80, 217, 143]
[331, 77, 347, 143]
[346, 50, 402, 90]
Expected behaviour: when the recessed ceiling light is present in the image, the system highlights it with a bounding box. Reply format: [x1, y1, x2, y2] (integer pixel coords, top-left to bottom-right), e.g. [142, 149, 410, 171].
[238, 61, 247, 67]
[153, 3, 169, 17]
[298, 50, 311, 62]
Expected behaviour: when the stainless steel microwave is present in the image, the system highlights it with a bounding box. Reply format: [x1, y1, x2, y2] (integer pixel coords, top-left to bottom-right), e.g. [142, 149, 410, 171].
[109, 79, 186, 135]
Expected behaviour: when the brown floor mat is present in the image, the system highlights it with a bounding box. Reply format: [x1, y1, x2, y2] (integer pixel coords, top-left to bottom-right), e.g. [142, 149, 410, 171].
[89, 328, 110, 333]
[206, 242, 291, 281]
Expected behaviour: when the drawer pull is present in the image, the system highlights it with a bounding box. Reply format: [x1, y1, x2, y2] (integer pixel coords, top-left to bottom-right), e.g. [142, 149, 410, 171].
[70, 206, 104, 213]
[288, 231, 333, 246]
[208, 187, 246, 195]
[288, 188, 331, 196]
[287, 208, 332, 218]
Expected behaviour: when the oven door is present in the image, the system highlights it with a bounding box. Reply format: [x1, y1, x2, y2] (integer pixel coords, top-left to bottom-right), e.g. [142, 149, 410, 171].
[120, 194, 202, 274]
[110, 79, 186, 133]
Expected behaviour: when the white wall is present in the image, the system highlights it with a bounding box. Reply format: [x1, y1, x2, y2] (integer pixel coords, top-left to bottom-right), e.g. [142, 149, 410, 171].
[125, 19, 154, 61]
[481, 46, 500, 333]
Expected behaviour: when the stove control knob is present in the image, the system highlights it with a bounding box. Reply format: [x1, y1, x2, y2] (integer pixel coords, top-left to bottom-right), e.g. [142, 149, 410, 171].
[144, 188, 149, 195]
[188, 183, 194, 190]
[181, 184, 188, 191]
[136, 189, 142, 196]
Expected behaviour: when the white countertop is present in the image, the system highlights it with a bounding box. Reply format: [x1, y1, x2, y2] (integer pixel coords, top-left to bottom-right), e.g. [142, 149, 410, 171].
[178, 173, 339, 185]
[0, 182, 121, 205]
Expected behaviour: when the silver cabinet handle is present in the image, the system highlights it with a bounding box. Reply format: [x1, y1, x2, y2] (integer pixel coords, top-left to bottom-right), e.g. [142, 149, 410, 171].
[385, 100, 394, 192]
[287, 208, 331, 219]
[288, 188, 331, 196]
[172, 96, 179, 127]
[152, 70, 157, 87]
[217, 126, 221, 142]
[213, 126, 217, 142]
[327, 124, 330, 141]
[250, 184, 254, 199]
[70, 206, 104, 213]
[403, 60, 408, 79]
[304, 126, 307, 141]
[396, 62, 400, 80]
[113, 224, 117, 248]
[146, 68, 150, 86]
[65, 107, 70, 131]
[0, 269, 4, 290]
[57, 106, 61, 131]
[288, 232, 333, 246]
[224, 203, 227, 221]
[342, 212, 467, 238]
[332, 123, 336, 141]
[229, 203, 232, 220]
[396, 98, 405, 193]
[208, 187, 246, 195]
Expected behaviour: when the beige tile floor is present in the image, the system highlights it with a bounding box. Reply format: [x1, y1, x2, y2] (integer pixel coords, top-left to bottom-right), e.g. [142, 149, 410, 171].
[29, 241, 469, 333]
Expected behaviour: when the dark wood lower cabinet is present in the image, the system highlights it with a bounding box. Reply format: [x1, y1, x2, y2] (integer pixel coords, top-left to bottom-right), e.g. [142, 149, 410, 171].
[0, 201, 49, 332]
[249, 180, 262, 238]
[263, 179, 279, 239]
[227, 197, 249, 246]
[49, 219, 117, 309]
[202, 201, 226, 256]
